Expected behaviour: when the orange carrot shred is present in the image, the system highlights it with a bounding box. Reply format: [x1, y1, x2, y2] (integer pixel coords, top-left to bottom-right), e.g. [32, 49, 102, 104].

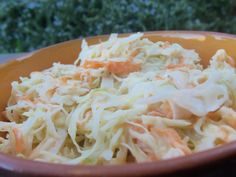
[13, 128, 24, 153]
[151, 128, 191, 155]
[82, 49, 141, 75]
[106, 61, 141, 75]
[82, 60, 106, 69]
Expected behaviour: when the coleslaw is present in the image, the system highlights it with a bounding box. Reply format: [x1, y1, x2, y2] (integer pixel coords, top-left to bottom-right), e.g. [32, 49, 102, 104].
[1, 33, 236, 165]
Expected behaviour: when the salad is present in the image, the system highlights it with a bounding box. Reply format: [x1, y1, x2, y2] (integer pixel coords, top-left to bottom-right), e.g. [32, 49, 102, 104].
[1, 33, 236, 165]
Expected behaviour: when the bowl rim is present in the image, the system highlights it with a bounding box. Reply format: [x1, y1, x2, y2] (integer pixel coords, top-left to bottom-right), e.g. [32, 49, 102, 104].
[1, 30, 236, 177]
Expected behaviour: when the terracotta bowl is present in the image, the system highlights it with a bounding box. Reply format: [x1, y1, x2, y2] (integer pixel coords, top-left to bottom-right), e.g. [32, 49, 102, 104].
[1, 31, 236, 177]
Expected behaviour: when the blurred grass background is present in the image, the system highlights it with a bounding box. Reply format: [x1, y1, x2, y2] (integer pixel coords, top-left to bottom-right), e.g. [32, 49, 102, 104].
[0, 0, 236, 53]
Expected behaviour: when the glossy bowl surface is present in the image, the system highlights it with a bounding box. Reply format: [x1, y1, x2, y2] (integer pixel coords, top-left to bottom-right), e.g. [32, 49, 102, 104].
[1, 31, 236, 177]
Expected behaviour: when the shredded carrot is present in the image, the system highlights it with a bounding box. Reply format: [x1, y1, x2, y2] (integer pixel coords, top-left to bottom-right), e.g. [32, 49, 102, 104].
[13, 128, 24, 153]
[82, 49, 141, 75]
[107, 49, 141, 75]
[106, 61, 141, 75]
[148, 110, 166, 117]
[82, 60, 106, 69]
[166, 63, 194, 70]
[81, 59, 141, 75]
[82, 59, 141, 75]
[151, 128, 191, 155]
[127, 120, 159, 161]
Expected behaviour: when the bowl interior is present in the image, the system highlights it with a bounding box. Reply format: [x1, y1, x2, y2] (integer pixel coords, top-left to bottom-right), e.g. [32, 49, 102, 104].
[1, 31, 236, 176]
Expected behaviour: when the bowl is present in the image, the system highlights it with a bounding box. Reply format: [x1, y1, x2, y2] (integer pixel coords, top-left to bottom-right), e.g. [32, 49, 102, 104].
[1, 31, 236, 177]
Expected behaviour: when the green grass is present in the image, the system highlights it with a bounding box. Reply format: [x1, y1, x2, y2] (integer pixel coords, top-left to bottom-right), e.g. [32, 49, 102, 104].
[0, 0, 236, 52]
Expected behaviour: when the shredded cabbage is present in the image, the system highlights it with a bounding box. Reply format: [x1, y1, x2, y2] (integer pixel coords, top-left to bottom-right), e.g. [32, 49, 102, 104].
[1, 33, 236, 164]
